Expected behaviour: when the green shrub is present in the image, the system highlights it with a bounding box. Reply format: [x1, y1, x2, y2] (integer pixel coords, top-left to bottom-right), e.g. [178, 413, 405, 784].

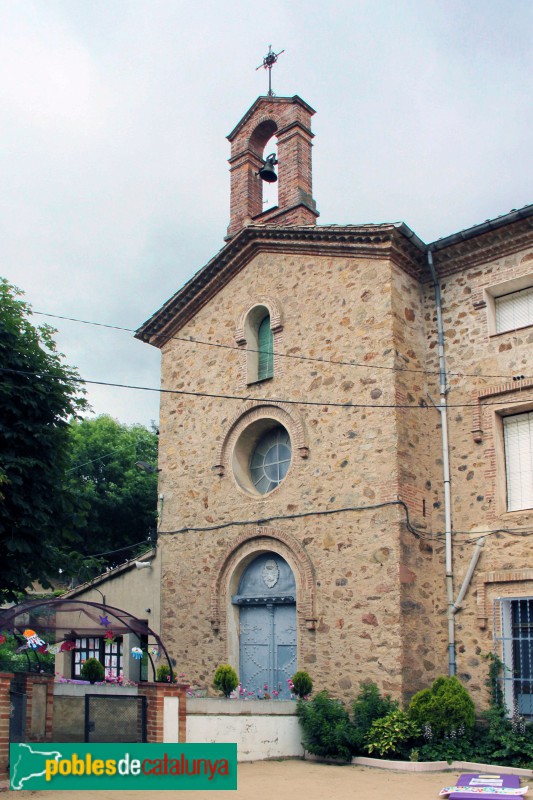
[476, 706, 533, 768]
[351, 681, 399, 753]
[212, 664, 239, 698]
[408, 676, 475, 738]
[291, 671, 313, 698]
[156, 664, 171, 682]
[296, 691, 354, 762]
[80, 657, 104, 684]
[365, 709, 419, 758]
[417, 722, 475, 763]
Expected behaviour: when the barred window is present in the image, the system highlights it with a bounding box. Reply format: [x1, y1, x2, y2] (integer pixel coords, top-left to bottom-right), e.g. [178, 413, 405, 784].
[494, 598, 533, 716]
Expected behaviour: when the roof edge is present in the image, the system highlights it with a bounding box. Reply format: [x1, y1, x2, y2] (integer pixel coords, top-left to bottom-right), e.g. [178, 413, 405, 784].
[58, 549, 156, 598]
[428, 203, 533, 252]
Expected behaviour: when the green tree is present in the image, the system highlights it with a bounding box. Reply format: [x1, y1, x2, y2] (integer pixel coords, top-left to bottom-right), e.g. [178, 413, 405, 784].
[64, 415, 158, 572]
[0, 279, 86, 599]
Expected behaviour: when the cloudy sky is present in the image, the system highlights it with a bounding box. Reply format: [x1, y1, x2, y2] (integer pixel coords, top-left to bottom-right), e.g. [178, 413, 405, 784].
[2, 0, 532, 427]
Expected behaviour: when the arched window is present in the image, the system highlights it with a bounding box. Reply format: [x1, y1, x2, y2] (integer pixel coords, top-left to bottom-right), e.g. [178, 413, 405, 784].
[257, 315, 274, 381]
[235, 300, 283, 388]
[241, 305, 274, 384]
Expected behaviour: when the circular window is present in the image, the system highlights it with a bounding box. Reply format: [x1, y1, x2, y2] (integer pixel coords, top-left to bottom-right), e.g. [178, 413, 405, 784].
[250, 427, 291, 494]
[232, 419, 292, 496]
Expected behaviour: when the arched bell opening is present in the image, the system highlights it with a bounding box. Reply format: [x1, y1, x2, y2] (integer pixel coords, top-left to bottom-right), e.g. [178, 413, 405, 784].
[259, 137, 279, 211]
[249, 120, 279, 215]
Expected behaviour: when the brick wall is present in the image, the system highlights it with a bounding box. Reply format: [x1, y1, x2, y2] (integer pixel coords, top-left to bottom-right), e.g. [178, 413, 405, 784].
[0, 673, 12, 779]
[24, 674, 54, 742]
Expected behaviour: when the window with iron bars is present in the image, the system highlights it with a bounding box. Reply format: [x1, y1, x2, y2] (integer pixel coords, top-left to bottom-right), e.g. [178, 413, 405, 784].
[493, 598, 533, 716]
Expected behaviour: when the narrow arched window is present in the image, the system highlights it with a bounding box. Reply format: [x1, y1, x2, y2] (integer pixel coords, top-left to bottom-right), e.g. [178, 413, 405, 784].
[239, 303, 281, 385]
[257, 315, 274, 380]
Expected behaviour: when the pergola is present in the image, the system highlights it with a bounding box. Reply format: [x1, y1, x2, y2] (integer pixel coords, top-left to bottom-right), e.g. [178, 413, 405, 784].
[0, 597, 174, 681]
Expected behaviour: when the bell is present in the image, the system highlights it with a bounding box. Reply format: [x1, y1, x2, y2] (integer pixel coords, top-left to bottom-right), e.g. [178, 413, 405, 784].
[258, 153, 278, 183]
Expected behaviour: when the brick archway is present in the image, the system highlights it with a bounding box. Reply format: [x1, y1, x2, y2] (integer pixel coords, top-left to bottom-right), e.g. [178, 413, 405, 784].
[213, 401, 309, 478]
[210, 526, 317, 637]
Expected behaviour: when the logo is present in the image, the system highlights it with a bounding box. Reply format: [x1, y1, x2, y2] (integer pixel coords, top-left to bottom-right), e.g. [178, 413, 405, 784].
[10, 743, 237, 791]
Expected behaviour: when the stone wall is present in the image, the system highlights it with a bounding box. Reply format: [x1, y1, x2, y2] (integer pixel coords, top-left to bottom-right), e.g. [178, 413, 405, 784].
[428, 240, 533, 709]
[157, 247, 431, 703]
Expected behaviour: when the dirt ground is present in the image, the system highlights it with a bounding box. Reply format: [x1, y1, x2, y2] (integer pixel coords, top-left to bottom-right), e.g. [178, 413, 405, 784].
[5, 760, 487, 799]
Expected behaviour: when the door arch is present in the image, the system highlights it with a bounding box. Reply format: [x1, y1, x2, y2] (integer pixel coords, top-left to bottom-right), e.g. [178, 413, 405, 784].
[232, 552, 297, 699]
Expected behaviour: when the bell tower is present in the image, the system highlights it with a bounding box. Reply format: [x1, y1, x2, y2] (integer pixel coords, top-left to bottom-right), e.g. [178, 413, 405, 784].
[226, 95, 319, 238]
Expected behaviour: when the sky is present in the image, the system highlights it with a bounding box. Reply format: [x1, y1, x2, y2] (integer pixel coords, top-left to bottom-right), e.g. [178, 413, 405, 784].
[2, 0, 532, 427]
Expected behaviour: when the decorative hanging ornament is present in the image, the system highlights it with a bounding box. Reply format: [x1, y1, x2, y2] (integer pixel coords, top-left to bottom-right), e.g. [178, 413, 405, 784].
[98, 615, 110, 627]
[131, 647, 143, 660]
[149, 646, 160, 658]
[104, 630, 115, 641]
[22, 629, 45, 649]
[60, 640, 76, 652]
[37, 644, 49, 654]
[47, 643, 61, 655]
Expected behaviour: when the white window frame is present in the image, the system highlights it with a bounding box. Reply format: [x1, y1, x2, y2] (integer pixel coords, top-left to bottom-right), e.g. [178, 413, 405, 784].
[485, 275, 533, 336]
[502, 411, 533, 512]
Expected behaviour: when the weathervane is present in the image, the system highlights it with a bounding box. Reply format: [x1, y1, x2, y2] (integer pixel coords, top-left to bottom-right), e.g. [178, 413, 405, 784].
[256, 45, 284, 97]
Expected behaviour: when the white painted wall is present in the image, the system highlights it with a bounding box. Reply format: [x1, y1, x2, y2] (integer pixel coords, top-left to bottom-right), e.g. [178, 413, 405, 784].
[185, 699, 304, 762]
[163, 696, 180, 742]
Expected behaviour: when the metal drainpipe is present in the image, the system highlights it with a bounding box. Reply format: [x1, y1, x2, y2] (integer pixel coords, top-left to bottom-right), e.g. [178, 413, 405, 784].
[453, 537, 486, 612]
[427, 249, 456, 676]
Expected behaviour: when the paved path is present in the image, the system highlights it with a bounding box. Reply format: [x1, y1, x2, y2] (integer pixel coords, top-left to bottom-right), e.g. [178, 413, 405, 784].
[2, 760, 471, 798]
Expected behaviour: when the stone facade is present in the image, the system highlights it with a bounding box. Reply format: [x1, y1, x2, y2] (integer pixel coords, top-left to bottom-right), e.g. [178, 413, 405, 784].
[136, 94, 533, 710]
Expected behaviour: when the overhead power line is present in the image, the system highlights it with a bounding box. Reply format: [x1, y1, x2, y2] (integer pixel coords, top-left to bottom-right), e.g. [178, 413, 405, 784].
[3, 365, 533, 410]
[66, 442, 138, 473]
[33, 310, 533, 383]
[157, 501, 533, 547]
[81, 540, 153, 559]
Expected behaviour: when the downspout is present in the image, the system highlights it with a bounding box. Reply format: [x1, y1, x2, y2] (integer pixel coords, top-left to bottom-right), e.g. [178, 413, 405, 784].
[453, 537, 486, 612]
[427, 249, 456, 676]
